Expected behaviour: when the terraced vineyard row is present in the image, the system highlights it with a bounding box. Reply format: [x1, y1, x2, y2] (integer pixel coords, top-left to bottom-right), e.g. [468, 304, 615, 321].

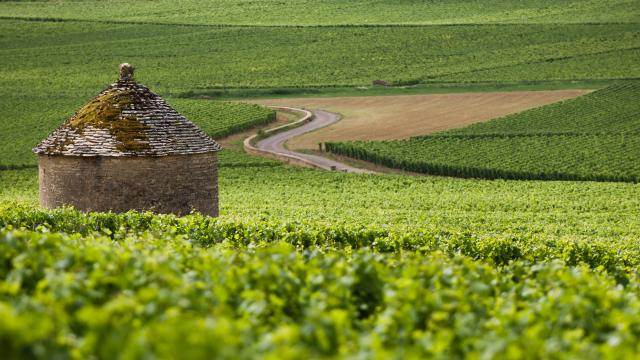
[327, 135, 640, 182]
[168, 99, 276, 139]
[437, 47, 640, 83]
[3, 203, 640, 266]
[327, 82, 640, 182]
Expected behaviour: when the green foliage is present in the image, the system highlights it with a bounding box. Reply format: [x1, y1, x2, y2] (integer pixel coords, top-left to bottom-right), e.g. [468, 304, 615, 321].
[218, 148, 282, 169]
[0, 169, 37, 203]
[1, 157, 639, 356]
[2, 175, 640, 264]
[0, 97, 78, 169]
[3, 148, 640, 243]
[327, 82, 640, 182]
[0, 0, 638, 25]
[1, 226, 640, 358]
[1, 3, 640, 357]
[326, 134, 640, 182]
[168, 98, 276, 139]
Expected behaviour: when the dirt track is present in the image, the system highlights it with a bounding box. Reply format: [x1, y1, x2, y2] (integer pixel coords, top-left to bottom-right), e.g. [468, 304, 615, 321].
[252, 90, 590, 149]
[253, 110, 373, 174]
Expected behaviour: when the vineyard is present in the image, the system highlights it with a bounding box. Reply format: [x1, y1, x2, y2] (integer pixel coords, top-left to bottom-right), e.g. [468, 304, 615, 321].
[2, 205, 640, 358]
[0, 0, 637, 25]
[4, 150, 639, 357]
[2, 0, 640, 358]
[1, 21, 638, 97]
[326, 82, 640, 182]
[326, 135, 640, 182]
[2, 18, 638, 170]
[167, 99, 276, 139]
[3, 149, 639, 242]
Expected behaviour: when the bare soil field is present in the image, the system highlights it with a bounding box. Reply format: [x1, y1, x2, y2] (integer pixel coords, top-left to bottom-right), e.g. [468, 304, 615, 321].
[251, 90, 590, 149]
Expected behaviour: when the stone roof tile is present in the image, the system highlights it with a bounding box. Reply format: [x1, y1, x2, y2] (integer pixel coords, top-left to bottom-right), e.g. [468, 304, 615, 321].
[33, 64, 221, 157]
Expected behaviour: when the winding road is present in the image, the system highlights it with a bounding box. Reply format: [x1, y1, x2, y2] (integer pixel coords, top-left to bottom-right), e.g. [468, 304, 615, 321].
[252, 110, 374, 174]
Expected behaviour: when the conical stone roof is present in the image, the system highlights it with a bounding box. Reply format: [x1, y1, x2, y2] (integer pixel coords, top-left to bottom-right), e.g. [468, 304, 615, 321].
[33, 63, 221, 157]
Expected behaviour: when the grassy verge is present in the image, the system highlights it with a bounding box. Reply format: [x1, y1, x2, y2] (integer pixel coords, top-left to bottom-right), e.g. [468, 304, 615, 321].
[250, 109, 312, 146]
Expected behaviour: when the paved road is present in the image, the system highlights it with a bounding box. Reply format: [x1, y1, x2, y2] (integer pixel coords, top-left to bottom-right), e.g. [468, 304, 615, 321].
[255, 110, 374, 174]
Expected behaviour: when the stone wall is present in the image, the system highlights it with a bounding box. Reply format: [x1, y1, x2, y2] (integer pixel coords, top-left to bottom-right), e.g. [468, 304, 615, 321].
[38, 153, 218, 216]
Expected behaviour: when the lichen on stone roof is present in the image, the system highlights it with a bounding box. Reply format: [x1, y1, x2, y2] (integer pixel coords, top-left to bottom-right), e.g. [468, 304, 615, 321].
[33, 63, 221, 157]
[66, 89, 151, 153]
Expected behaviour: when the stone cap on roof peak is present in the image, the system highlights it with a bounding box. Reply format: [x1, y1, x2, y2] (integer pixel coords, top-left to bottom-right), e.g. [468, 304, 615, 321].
[119, 63, 135, 82]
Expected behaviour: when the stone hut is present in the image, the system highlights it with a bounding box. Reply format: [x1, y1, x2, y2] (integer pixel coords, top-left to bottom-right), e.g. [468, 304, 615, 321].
[33, 64, 221, 216]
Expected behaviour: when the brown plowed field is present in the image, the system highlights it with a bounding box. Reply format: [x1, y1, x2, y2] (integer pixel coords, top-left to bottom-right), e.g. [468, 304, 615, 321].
[252, 90, 590, 150]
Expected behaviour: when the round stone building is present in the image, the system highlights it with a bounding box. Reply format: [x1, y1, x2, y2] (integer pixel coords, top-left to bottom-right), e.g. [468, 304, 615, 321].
[33, 64, 221, 216]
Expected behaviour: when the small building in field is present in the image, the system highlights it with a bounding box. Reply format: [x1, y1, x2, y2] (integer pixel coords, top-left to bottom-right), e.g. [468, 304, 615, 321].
[33, 63, 222, 216]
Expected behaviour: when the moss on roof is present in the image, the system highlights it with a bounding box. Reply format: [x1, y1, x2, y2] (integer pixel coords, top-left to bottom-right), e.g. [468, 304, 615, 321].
[69, 90, 132, 128]
[67, 90, 150, 152]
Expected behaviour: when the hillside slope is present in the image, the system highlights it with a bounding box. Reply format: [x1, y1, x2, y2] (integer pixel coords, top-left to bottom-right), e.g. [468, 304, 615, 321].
[326, 82, 640, 182]
[1, 0, 638, 25]
[2, 1, 640, 357]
